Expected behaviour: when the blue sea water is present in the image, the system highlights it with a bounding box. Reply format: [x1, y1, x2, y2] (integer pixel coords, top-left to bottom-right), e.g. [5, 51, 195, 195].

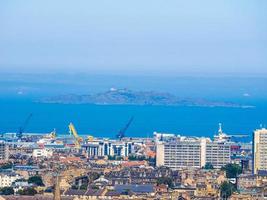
[0, 74, 266, 141]
[0, 99, 266, 141]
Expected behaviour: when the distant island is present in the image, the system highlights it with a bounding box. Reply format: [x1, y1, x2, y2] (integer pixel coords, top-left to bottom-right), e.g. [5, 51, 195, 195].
[40, 88, 253, 108]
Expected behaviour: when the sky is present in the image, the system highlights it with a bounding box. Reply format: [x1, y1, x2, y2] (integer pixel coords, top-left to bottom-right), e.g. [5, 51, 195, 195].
[0, 0, 267, 76]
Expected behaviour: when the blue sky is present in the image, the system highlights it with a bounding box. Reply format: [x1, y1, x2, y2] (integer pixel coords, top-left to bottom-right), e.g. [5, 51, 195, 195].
[0, 0, 266, 76]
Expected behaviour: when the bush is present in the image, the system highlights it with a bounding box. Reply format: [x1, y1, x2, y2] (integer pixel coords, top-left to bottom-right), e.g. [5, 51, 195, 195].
[204, 163, 214, 170]
[18, 187, 37, 196]
[71, 185, 78, 190]
[28, 175, 44, 186]
[220, 181, 236, 199]
[0, 187, 14, 195]
[221, 164, 242, 178]
[80, 184, 88, 190]
[0, 163, 13, 170]
[128, 155, 146, 161]
[91, 185, 99, 190]
[157, 177, 173, 188]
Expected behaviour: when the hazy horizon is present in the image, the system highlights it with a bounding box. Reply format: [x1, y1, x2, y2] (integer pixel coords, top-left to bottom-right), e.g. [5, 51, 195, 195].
[1, 0, 267, 76]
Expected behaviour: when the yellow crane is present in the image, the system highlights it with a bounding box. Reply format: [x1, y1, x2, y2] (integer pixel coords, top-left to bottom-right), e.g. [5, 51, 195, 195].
[49, 128, 57, 139]
[68, 123, 83, 148]
[87, 135, 94, 142]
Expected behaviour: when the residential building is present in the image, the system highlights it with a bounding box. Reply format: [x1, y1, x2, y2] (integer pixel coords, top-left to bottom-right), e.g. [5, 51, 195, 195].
[237, 174, 257, 190]
[33, 148, 53, 158]
[253, 128, 267, 174]
[0, 172, 22, 187]
[156, 135, 231, 169]
[156, 138, 203, 168]
[205, 142, 231, 169]
[12, 181, 34, 193]
[0, 141, 9, 161]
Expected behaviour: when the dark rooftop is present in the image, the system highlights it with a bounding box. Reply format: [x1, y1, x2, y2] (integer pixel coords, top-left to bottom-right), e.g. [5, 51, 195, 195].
[258, 170, 267, 176]
[114, 184, 154, 194]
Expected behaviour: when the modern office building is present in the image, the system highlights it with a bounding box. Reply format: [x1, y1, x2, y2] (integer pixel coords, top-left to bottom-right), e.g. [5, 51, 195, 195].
[83, 139, 135, 158]
[253, 128, 267, 174]
[0, 141, 9, 161]
[156, 136, 231, 169]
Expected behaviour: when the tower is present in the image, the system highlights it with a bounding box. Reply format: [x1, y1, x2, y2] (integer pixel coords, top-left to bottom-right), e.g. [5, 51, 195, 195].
[253, 128, 267, 174]
[53, 175, 61, 200]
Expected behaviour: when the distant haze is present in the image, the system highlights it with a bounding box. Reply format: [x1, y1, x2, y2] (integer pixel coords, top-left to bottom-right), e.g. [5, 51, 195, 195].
[0, 0, 267, 76]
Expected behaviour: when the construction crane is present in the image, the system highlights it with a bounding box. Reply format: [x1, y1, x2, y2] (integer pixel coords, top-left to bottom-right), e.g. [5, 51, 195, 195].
[68, 123, 83, 148]
[49, 128, 57, 139]
[116, 116, 134, 140]
[17, 113, 33, 139]
[87, 135, 94, 142]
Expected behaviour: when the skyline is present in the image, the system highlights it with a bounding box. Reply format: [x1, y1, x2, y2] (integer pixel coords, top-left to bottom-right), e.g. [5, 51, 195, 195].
[0, 0, 267, 76]
[0, 2, 266, 200]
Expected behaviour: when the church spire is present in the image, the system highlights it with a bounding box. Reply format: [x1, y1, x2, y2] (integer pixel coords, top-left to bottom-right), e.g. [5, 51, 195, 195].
[53, 175, 61, 200]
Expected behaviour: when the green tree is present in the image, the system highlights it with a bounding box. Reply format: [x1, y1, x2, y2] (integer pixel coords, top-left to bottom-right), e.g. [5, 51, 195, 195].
[108, 155, 116, 160]
[28, 175, 44, 186]
[122, 188, 131, 195]
[71, 185, 78, 190]
[88, 172, 100, 183]
[157, 177, 173, 188]
[221, 164, 242, 178]
[128, 155, 137, 161]
[220, 181, 236, 199]
[0, 187, 14, 195]
[80, 184, 88, 190]
[204, 163, 214, 170]
[128, 155, 146, 161]
[18, 187, 37, 196]
[0, 162, 13, 169]
[91, 185, 99, 190]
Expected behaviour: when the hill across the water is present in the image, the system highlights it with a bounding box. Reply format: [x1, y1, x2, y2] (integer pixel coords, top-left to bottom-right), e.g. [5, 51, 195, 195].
[40, 88, 252, 108]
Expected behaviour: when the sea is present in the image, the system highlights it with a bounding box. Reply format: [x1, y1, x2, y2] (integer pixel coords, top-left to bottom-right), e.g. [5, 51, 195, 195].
[0, 74, 266, 141]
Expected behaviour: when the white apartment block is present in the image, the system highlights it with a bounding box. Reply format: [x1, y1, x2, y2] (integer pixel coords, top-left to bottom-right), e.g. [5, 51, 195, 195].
[156, 136, 231, 169]
[253, 128, 267, 174]
[33, 148, 53, 158]
[0, 172, 22, 187]
[206, 143, 231, 169]
[0, 141, 9, 161]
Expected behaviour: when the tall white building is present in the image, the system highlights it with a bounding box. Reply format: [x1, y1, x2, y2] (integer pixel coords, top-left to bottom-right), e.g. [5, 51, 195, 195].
[0, 141, 9, 161]
[253, 128, 267, 174]
[206, 142, 231, 169]
[156, 136, 231, 169]
[0, 172, 22, 187]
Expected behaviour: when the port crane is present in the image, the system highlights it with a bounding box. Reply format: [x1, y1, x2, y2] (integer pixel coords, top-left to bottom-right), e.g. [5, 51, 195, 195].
[116, 116, 134, 140]
[49, 128, 57, 139]
[17, 113, 33, 139]
[68, 123, 83, 148]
